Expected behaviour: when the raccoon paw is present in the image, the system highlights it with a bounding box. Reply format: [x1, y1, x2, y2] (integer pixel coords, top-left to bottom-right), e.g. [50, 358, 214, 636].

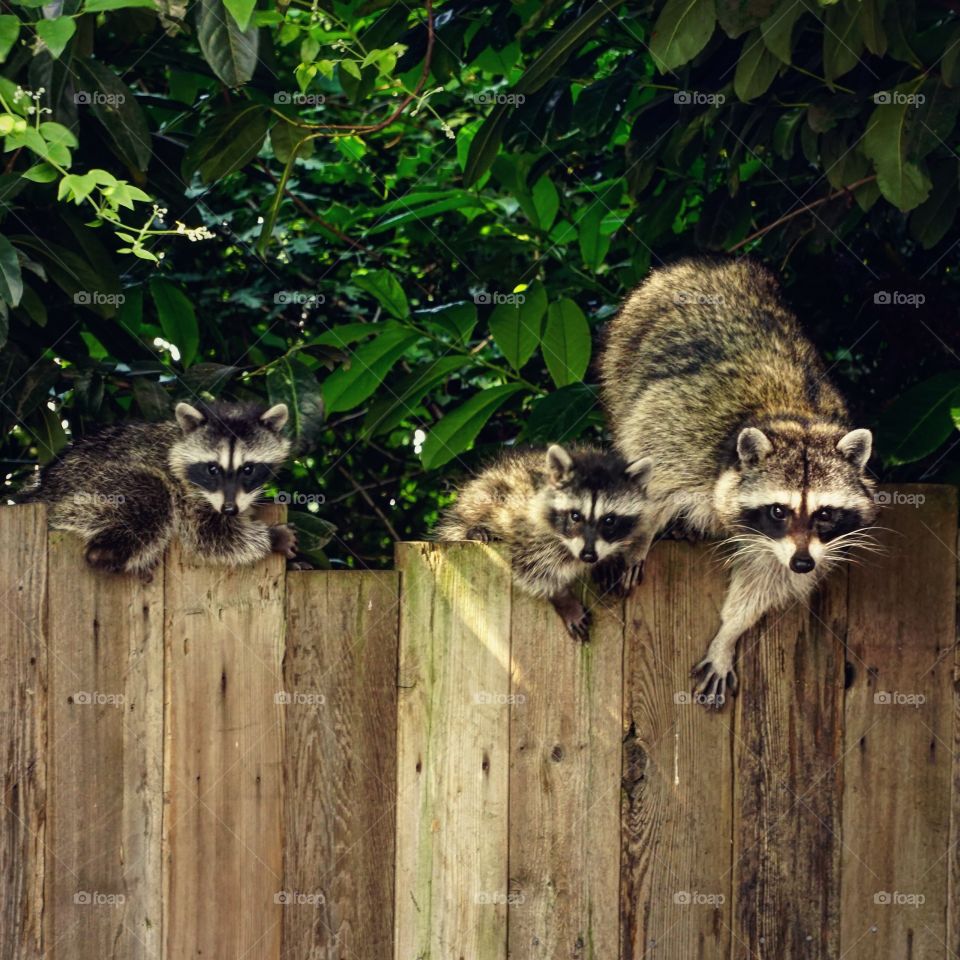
[591, 557, 626, 598]
[288, 560, 314, 571]
[465, 526, 497, 542]
[563, 604, 591, 643]
[84, 544, 125, 574]
[691, 657, 738, 710]
[622, 561, 645, 593]
[269, 523, 298, 560]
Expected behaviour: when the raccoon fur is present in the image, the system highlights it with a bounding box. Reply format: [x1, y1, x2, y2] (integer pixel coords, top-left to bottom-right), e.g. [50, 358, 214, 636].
[600, 258, 878, 707]
[20, 401, 298, 579]
[435, 444, 654, 641]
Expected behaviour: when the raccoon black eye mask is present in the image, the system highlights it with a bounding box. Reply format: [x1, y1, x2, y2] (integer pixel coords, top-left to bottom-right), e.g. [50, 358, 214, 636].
[600, 257, 879, 709]
[22, 399, 300, 580]
[434, 443, 655, 642]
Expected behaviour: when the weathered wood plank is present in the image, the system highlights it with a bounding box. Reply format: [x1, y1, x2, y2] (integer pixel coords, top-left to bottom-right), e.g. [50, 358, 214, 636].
[282, 570, 399, 960]
[44, 530, 164, 960]
[507, 587, 623, 958]
[842, 484, 956, 959]
[163, 505, 287, 960]
[620, 541, 734, 960]
[393, 542, 512, 960]
[0, 503, 47, 960]
[732, 569, 847, 957]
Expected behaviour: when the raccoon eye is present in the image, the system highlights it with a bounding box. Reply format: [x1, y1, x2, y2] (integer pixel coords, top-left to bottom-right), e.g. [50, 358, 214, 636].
[813, 507, 833, 523]
[769, 504, 788, 522]
[207, 464, 220, 476]
[241, 464, 254, 476]
[570, 510, 582, 522]
[602, 514, 617, 527]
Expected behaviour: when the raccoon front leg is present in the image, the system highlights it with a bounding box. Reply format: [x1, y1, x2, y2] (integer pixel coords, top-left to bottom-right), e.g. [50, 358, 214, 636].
[186, 509, 290, 566]
[549, 587, 592, 643]
[593, 533, 652, 598]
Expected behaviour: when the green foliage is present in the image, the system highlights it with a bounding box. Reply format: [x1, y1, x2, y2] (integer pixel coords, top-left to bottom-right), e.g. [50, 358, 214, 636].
[2, 0, 960, 566]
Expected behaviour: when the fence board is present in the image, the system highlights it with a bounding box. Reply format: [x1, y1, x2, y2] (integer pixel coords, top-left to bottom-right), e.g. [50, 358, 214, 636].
[163, 505, 287, 960]
[732, 570, 847, 958]
[620, 541, 734, 960]
[842, 484, 957, 959]
[507, 587, 623, 957]
[0, 503, 47, 960]
[282, 570, 399, 960]
[394, 542, 512, 960]
[45, 531, 163, 960]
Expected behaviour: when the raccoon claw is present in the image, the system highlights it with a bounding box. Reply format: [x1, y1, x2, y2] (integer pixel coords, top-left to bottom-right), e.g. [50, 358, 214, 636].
[623, 561, 645, 592]
[466, 526, 497, 542]
[269, 523, 298, 560]
[691, 658, 737, 710]
[565, 607, 592, 643]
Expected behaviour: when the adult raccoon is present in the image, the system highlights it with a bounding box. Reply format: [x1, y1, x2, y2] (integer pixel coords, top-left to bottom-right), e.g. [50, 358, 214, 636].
[600, 258, 878, 707]
[21, 401, 298, 579]
[435, 444, 654, 641]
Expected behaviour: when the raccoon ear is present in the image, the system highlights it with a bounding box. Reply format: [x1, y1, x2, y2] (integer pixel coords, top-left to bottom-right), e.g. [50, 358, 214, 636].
[260, 403, 290, 432]
[624, 457, 653, 490]
[175, 402, 205, 434]
[545, 444, 574, 485]
[737, 427, 773, 466]
[837, 428, 872, 472]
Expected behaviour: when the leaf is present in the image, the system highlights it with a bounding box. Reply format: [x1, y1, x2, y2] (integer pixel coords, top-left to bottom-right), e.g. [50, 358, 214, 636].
[909, 158, 959, 249]
[760, 0, 806, 63]
[266, 358, 325, 447]
[22, 162, 57, 183]
[863, 93, 933, 211]
[519, 383, 599, 443]
[0, 234, 23, 308]
[942, 24, 960, 87]
[133, 378, 172, 420]
[734, 30, 780, 101]
[462, 105, 510, 188]
[415, 301, 477, 343]
[823, 0, 864, 84]
[352, 269, 409, 319]
[73, 57, 152, 172]
[578, 182, 622, 270]
[362, 355, 469, 437]
[181, 362, 238, 391]
[489, 300, 540, 369]
[197, 0, 259, 87]
[35, 17, 76, 59]
[542, 299, 590, 387]
[269, 118, 313, 164]
[531, 175, 559, 231]
[181, 105, 268, 182]
[83, 0, 156, 9]
[650, 0, 717, 72]
[717, 0, 776, 39]
[875, 372, 960, 466]
[0, 15, 20, 62]
[222, 0, 255, 31]
[150, 278, 199, 367]
[420, 383, 525, 470]
[858, 0, 887, 56]
[321, 324, 420, 414]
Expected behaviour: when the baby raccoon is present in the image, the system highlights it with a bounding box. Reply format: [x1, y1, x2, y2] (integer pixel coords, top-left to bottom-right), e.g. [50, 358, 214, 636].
[435, 445, 653, 640]
[600, 258, 878, 707]
[21, 401, 298, 580]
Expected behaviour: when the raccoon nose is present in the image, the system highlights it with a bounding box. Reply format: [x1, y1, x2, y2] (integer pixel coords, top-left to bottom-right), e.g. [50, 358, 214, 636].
[790, 553, 815, 574]
[580, 548, 598, 564]
[222, 503, 239, 516]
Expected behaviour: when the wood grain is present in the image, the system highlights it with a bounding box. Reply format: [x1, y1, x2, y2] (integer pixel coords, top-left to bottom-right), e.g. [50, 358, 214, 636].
[842, 484, 957, 959]
[44, 530, 164, 960]
[620, 541, 734, 960]
[163, 504, 287, 960]
[282, 570, 399, 960]
[0, 504, 47, 960]
[393, 542, 512, 960]
[732, 568, 847, 958]
[507, 585, 623, 958]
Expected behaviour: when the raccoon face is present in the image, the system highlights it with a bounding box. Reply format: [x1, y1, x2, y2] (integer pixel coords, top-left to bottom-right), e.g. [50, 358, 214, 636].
[731, 425, 878, 574]
[542, 445, 653, 564]
[169, 402, 291, 515]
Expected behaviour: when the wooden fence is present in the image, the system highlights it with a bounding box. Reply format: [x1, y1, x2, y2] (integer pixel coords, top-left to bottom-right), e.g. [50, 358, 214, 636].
[0, 485, 957, 959]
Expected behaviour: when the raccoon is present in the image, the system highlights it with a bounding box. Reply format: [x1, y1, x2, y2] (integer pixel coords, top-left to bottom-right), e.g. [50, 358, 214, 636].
[600, 258, 878, 707]
[435, 444, 654, 640]
[20, 401, 298, 579]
